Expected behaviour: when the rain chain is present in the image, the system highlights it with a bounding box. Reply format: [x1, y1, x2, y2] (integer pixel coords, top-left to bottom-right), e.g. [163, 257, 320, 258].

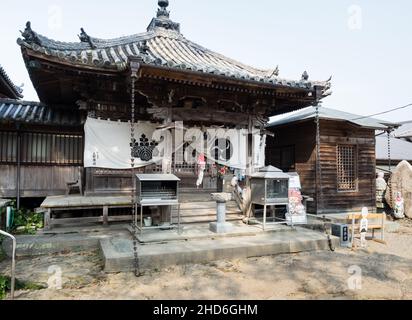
[130, 76, 141, 277]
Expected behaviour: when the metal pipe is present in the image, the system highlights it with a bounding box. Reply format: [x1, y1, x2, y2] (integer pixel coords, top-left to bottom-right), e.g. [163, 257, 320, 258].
[0, 230, 16, 300]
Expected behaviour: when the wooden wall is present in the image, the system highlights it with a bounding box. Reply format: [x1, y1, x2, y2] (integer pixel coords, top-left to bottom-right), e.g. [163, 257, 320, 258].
[318, 121, 376, 213]
[266, 121, 317, 211]
[266, 120, 376, 214]
[0, 165, 82, 198]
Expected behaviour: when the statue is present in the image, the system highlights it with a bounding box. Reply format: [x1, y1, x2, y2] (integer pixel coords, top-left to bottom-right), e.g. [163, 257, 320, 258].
[196, 153, 206, 189]
[376, 172, 387, 210]
[360, 207, 369, 248]
[394, 192, 405, 219]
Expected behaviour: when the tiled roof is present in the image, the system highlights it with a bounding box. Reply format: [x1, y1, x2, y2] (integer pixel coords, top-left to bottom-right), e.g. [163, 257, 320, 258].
[267, 106, 400, 130]
[17, 2, 331, 95]
[0, 98, 81, 127]
[0, 65, 23, 99]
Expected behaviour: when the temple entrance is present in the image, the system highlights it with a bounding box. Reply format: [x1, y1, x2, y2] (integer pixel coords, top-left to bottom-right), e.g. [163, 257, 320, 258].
[172, 142, 218, 191]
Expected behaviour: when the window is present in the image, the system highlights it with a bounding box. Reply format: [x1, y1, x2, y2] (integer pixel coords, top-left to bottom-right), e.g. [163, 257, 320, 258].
[0, 131, 84, 165]
[337, 145, 357, 191]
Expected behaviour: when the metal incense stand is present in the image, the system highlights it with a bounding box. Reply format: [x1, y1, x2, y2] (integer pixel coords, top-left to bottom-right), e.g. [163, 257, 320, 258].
[135, 174, 181, 234]
[250, 166, 291, 230]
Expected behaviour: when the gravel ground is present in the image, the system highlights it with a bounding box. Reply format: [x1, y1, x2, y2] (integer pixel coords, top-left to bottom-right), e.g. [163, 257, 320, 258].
[1, 220, 411, 300]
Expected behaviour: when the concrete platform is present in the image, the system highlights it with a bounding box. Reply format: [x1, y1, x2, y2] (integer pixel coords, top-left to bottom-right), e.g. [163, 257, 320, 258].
[101, 227, 338, 273]
[131, 222, 293, 244]
[2, 225, 131, 257]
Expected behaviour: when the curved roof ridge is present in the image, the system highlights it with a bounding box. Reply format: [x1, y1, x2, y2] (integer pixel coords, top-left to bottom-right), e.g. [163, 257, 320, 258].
[0, 65, 23, 99]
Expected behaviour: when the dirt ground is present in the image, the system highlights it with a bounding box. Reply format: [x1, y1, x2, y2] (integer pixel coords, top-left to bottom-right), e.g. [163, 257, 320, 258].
[1, 220, 411, 300]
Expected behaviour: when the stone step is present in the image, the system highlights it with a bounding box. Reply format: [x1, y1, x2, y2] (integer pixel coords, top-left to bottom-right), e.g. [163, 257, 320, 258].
[176, 201, 239, 210]
[172, 214, 244, 224]
[172, 208, 242, 218]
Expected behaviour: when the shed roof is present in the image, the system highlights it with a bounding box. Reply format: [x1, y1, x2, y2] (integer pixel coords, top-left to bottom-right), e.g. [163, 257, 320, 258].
[17, 1, 331, 95]
[0, 98, 81, 127]
[376, 135, 412, 161]
[393, 121, 412, 139]
[0, 65, 23, 99]
[267, 106, 399, 130]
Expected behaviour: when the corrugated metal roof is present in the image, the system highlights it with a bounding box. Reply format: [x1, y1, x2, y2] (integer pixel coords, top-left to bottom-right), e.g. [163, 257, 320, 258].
[267, 106, 399, 130]
[376, 136, 412, 161]
[16, 4, 331, 95]
[0, 65, 23, 99]
[393, 121, 412, 139]
[0, 98, 81, 127]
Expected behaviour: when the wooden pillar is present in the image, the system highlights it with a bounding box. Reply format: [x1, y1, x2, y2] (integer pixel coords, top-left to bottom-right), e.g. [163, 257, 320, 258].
[44, 209, 51, 231]
[16, 124, 22, 211]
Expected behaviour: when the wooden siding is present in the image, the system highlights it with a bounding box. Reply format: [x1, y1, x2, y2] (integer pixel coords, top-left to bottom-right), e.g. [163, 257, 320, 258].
[266, 120, 376, 214]
[0, 165, 82, 198]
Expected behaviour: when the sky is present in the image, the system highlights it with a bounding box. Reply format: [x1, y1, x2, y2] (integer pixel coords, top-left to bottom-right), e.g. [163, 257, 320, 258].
[0, 0, 411, 122]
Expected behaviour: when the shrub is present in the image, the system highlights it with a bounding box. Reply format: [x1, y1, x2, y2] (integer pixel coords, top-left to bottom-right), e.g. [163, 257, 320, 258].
[0, 275, 45, 300]
[11, 207, 44, 235]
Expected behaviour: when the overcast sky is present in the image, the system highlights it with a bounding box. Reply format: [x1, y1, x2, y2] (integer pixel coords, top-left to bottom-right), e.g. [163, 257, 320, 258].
[1, 0, 411, 122]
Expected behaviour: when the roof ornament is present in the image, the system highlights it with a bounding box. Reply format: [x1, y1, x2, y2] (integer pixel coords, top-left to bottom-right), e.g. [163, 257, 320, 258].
[78, 28, 96, 49]
[322, 75, 333, 97]
[20, 21, 41, 46]
[301, 71, 309, 81]
[266, 66, 279, 78]
[157, 0, 170, 18]
[147, 0, 180, 33]
[138, 40, 150, 54]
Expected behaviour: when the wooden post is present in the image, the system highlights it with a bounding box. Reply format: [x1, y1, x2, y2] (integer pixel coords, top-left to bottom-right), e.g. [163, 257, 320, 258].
[103, 206, 109, 226]
[44, 209, 51, 231]
[263, 204, 267, 231]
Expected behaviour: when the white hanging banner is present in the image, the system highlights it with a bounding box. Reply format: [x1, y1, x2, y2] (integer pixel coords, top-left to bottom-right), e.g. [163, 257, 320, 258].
[84, 117, 265, 171]
[84, 117, 163, 169]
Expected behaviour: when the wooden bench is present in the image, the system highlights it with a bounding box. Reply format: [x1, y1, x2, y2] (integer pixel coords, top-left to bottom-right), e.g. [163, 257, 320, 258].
[347, 213, 386, 244]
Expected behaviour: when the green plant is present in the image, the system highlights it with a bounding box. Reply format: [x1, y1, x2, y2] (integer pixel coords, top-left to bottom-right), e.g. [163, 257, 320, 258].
[0, 276, 7, 300]
[0, 236, 5, 263]
[12, 208, 44, 235]
[0, 275, 45, 300]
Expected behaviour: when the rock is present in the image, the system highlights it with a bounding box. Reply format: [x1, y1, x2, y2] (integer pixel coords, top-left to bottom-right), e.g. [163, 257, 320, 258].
[385, 161, 412, 219]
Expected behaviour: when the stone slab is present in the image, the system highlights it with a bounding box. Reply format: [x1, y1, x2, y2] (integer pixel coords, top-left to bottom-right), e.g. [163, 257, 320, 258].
[2, 229, 131, 257]
[132, 222, 292, 244]
[101, 227, 339, 273]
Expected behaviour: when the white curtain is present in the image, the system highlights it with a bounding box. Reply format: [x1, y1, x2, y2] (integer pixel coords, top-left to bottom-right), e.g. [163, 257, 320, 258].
[84, 118, 163, 169]
[84, 118, 266, 171]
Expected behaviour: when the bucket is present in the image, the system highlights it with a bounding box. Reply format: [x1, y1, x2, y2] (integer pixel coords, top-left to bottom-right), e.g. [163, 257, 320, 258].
[144, 217, 153, 227]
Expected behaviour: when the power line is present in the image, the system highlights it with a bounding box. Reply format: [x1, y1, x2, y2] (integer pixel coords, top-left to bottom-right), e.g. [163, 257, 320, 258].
[350, 103, 412, 121]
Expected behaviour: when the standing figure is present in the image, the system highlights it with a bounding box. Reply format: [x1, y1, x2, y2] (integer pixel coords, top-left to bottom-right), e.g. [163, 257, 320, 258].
[360, 207, 369, 248]
[394, 192, 405, 219]
[376, 172, 387, 210]
[196, 153, 206, 189]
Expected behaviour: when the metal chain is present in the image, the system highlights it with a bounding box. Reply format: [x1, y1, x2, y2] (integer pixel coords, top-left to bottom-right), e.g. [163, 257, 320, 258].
[315, 104, 323, 214]
[130, 76, 140, 277]
[387, 130, 393, 209]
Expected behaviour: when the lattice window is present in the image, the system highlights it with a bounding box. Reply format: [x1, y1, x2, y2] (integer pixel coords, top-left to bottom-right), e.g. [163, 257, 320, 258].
[337, 145, 357, 191]
[0, 131, 84, 165]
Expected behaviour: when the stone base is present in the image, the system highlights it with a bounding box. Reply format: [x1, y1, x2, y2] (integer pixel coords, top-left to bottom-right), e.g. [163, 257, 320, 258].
[209, 222, 234, 234]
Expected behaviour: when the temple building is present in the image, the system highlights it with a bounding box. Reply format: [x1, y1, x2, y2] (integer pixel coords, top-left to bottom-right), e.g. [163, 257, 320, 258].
[1, 0, 334, 226]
